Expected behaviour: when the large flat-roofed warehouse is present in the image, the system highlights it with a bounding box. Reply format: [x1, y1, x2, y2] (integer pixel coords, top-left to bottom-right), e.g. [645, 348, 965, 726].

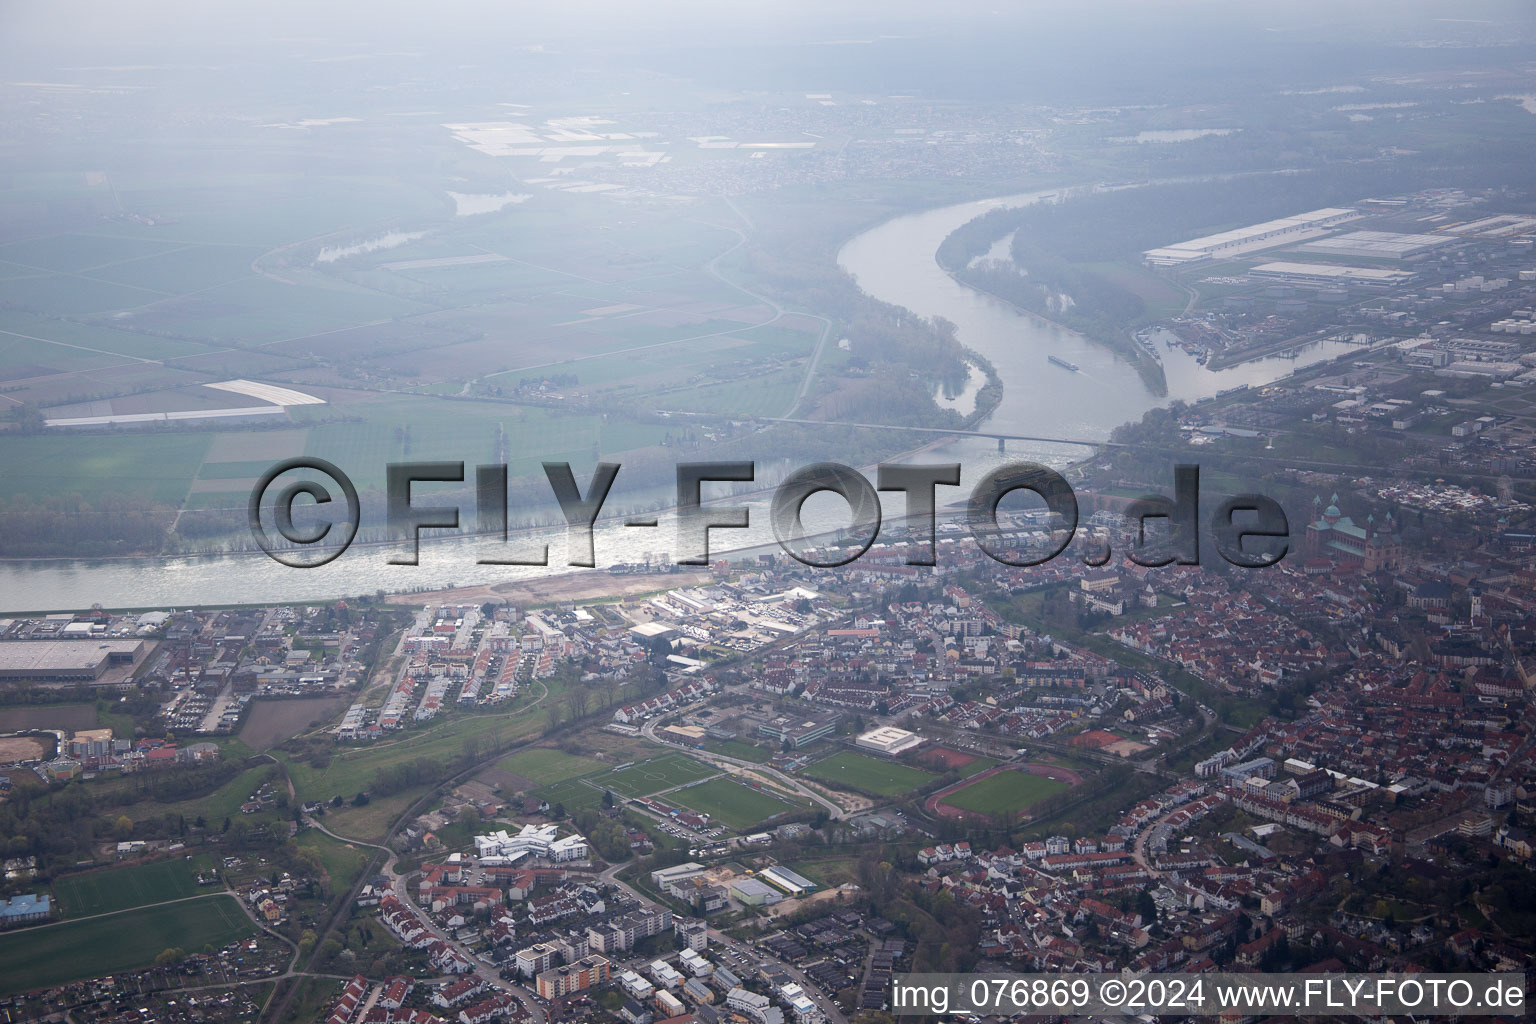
[0, 640, 145, 682]
[1143, 208, 1360, 267]
[758, 865, 817, 897]
[728, 878, 782, 906]
[1251, 262, 1413, 285]
[1297, 230, 1452, 260]
[856, 726, 924, 757]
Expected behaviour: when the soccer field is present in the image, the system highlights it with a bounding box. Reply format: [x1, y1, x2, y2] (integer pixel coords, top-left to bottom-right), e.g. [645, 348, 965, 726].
[673, 777, 799, 830]
[53, 858, 205, 918]
[596, 754, 717, 798]
[0, 896, 254, 996]
[802, 750, 936, 797]
[941, 769, 1068, 818]
[497, 747, 608, 786]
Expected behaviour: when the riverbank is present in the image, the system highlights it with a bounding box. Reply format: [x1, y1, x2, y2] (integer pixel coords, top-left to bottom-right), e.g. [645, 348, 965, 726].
[383, 568, 714, 610]
[949, 268, 1169, 396]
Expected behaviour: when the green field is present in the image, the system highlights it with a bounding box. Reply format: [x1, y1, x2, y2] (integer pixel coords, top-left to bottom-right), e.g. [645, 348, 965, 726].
[801, 751, 936, 797]
[703, 738, 774, 763]
[596, 754, 718, 798]
[496, 747, 607, 786]
[941, 769, 1069, 818]
[296, 829, 373, 892]
[0, 896, 255, 997]
[53, 858, 207, 918]
[533, 776, 607, 814]
[277, 691, 561, 812]
[109, 764, 282, 835]
[0, 432, 212, 504]
[672, 777, 799, 831]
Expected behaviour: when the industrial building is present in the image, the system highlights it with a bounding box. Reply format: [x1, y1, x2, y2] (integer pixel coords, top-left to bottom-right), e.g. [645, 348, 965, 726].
[757, 865, 816, 897]
[1143, 208, 1360, 266]
[728, 877, 783, 906]
[1297, 230, 1452, 260]
[0, 640, 145, 682]
[1250, 261, 1412, 285]
[855, 726, 924, 757]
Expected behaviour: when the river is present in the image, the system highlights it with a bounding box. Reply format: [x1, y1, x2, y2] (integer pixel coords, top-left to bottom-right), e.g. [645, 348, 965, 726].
[3, 186, 1359, 611]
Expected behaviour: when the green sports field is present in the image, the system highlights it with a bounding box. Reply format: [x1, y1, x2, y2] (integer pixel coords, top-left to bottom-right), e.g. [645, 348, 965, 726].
[672, 777, 799, 830]
[497, 747, 607, 786]
[702, 738, 773, 763]
[53, 857, 206, 918]
[534, 776, 607, 813]
[595, 754, 717, 798]
[0, 896, 255, 996]
[940, 769, 1068, 818]
[801, 750, 936, 797]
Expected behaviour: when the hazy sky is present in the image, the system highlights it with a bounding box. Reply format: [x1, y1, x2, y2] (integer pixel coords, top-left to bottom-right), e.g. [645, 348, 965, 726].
[5, 0, 1534, 52]
[3, 1, 1534, 111]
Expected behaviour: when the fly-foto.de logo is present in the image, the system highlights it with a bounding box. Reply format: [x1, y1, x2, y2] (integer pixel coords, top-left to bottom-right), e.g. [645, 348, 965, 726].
[247, 459, 1289, 571]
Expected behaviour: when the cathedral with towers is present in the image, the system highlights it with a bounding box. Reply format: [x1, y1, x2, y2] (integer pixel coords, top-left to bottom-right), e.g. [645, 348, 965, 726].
[1303, 494, 1402, 571]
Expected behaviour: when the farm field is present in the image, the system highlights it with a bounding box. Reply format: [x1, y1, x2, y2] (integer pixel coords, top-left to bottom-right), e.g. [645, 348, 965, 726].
[53, 857, 209, 918]
[0, 432, 212, 504]
[0, 174, 842, 543]
[496, 747, 607, 786]
[657, 368, 802, 418]
[671, 777, 799, 831]
[237, 696, 347, 750]
[0, 703, 100, 733]
[0, 896, 254, 997]
[595, 753, 718, 798]
[801, 750, 935, 797]
[941, 768, 1069, 818]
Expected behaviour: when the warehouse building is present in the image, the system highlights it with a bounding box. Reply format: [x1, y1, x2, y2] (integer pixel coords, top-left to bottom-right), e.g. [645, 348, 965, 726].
[758, 865, 817, 897]
[1143, 208, 1359, 266]
[728, 878, 783, 906]
[1297, 230, 1452, 260]
[1250, 261, 1412, 285]
[0, 640, 145, 682]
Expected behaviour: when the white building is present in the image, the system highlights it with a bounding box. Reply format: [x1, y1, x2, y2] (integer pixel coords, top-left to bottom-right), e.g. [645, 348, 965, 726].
[855, 726, 923, 757]
[727, 989, 785, 1024]
[1143, 208, 1360, 266]
[474, 824, 589, 864]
